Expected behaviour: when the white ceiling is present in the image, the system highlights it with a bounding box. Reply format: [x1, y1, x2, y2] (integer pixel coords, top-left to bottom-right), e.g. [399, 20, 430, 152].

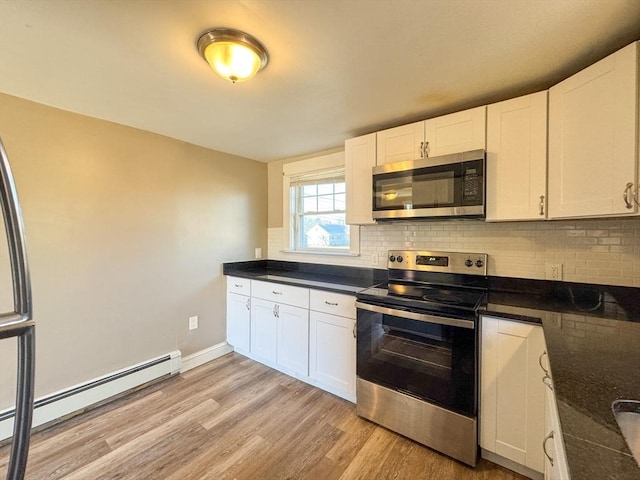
[1, 0, 639, 162]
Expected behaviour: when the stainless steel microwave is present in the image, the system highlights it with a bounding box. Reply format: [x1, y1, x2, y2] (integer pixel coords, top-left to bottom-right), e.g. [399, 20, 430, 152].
[372, 149, 485, 220]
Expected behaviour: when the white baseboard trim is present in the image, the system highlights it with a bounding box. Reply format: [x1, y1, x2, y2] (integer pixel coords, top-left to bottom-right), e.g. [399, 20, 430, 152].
[0, 350, 181, 442]
[180, 341, 233, 373]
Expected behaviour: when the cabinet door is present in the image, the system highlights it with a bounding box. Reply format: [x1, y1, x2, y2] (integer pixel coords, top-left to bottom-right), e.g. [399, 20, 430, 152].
[250, 298, 277, 364]
[481, 316, 546, 473]
[227, 292, 250, 354]
[309, 311, 355, 400]
[486, 92, 548, 221]
[376, 121, 425, 165]
[425, 106, 486, 157]
[345, 133, 376, 225]
[277, 303, 309, 376]
[549, 41, 638, 218]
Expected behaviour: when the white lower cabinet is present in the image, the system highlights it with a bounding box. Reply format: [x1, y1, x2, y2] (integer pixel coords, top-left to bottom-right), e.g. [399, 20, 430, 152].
[227, 278, 356, 402]
[543, 362, 571, 480]
[226, 276, 251, 354]
[309, 312, 356, 401]
[480, 316, 546, 475]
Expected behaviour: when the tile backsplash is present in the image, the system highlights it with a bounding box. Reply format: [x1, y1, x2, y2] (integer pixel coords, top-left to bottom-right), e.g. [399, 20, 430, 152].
[268, 217, 640, 287]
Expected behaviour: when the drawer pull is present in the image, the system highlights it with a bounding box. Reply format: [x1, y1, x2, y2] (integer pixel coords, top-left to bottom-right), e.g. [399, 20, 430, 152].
[325, 301, 339, 306]
[543, 431, 554, 466]
[246, 298, 250, 310]
[272, 291, 283, 295]
[234, 284, 243, 288]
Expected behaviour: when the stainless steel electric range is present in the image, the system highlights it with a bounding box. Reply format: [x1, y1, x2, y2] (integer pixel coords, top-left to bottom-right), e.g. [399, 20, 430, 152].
[355, 250, 488, 467]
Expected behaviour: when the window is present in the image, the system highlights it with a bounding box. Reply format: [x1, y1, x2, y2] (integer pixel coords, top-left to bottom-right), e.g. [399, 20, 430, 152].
[289, 169, 348, 251]
[282, 152, 358, 255]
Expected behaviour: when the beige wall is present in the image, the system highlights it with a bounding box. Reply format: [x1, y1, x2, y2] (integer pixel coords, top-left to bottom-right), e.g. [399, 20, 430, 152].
[0, 94, 267, 407]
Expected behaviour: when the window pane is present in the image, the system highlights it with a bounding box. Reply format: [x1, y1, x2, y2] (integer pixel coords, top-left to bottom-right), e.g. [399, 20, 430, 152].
[303, 196, 317, 212]
[300, 213, 349, 248]
[335, 182, 345, 194]
[334, 193, 345, 210]
[302, 184, 317, 196]
[317, 183, 334, 195]
[317, 195, 335, 212]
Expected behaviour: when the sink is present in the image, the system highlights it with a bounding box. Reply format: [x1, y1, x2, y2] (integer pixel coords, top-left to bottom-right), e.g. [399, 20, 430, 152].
[612, 400, 640, 466]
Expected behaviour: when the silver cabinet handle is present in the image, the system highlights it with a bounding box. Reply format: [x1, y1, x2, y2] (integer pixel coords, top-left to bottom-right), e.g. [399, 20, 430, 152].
[624, 182, 634, 209]
[352, 321, 356, 339]
[325, 301, 338, 306]
[272, 290, 283, 295]
[539, 351, 549, 375]
[543, 374, 553, 391]
[246, 298, 250, 310]
[234, 283, 243, 288]
[424, 141, 430, 158]
[420, 141, 424, 158]
[539, 195, 545, 216]
[543, 431, 555, 466]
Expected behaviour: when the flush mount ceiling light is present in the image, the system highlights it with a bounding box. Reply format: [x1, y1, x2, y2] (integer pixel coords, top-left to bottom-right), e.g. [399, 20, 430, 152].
[197, 28, 269, 83]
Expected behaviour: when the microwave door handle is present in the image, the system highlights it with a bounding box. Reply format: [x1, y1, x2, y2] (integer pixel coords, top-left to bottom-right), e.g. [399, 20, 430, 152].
[355, 301, 475, 329]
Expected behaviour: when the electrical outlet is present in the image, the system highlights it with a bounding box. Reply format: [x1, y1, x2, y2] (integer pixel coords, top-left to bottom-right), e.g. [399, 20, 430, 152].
[547, 312, 562, 329]
[255, 247, 262, 259]
[545, 263, 563, 281]
[189, 315, 198, 330]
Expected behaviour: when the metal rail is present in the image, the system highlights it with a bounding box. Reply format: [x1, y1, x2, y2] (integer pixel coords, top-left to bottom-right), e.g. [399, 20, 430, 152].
[0, 137, 35, 480]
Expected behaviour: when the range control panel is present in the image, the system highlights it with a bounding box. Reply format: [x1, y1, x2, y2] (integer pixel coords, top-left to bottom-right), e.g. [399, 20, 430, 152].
[387, 250, 488, 276]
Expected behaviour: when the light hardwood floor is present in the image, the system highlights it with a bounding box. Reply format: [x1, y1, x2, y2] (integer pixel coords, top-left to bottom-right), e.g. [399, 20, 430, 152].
[0, 352, 527, 479]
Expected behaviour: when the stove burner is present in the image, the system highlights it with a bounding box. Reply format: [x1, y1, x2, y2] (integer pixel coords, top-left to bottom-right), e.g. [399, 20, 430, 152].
[422, 292, 465, 305]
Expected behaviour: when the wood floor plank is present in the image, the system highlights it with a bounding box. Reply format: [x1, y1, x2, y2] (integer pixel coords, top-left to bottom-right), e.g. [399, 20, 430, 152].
[0, 353, 529, 480]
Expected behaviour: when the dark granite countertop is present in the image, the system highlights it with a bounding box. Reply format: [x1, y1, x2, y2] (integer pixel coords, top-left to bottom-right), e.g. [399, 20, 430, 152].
[223, 260, 640, 479]
[481, 278, 640, 480]
[223, 259, 387, 295]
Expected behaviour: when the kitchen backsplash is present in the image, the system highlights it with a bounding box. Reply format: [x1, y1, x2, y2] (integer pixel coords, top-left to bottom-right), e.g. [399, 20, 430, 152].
[268, 217, 640, 288]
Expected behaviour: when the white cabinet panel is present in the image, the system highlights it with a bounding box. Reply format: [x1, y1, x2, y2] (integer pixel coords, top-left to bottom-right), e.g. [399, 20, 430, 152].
[309, 311, 355, 401]
[549, 41, 638, 218]
[227, 276, 251, 296]
[250, 297, 278, 364]
[277, 303, 309, 376]
[376, 121, 425, 165]
[425, 106, 486, 156]
[481, 316, 546, 473]
[486, 92, 548, 221]
[226, 292, 251, 354]
[310, 290, 356, 319]
[345, 133, 376, 225]
[543, 374, 571, 480]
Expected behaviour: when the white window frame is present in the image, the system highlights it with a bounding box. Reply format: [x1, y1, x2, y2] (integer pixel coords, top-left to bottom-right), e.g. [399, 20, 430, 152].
[282, 152, 360, 256]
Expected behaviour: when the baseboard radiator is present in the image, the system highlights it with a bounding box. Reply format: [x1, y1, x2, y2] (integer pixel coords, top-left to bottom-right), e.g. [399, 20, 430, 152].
[0, 350, 181, 442]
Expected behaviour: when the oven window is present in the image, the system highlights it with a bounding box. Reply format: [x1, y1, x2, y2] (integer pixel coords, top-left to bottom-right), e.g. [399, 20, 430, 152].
[357, 307, 476, 417]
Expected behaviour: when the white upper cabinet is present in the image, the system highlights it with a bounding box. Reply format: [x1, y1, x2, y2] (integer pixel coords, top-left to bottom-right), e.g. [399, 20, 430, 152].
[345, 133, 376, 225]
[376, 106, 487, 166]
[425, 106, 487, 157]
[376, 120, 426, 165]
[548, 41, 638, 218]
[486, 92, 548, 221]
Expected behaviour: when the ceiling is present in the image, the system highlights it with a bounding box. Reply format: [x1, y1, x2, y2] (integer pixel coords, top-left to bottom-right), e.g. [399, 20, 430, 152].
[1, 0, 639, 163]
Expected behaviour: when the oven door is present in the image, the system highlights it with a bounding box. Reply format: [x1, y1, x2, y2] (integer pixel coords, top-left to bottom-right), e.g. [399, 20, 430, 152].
[356, 301, 477, 417]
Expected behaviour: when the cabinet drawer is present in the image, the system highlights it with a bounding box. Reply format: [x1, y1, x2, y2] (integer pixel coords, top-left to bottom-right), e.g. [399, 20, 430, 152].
[227, 276, 251, 296]
[310, 290, 356, 319]
[251, 280, 309, 308]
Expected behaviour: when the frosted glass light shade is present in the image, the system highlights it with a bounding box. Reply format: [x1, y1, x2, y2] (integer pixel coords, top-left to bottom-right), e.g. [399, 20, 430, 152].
[197, 28, 268, 83]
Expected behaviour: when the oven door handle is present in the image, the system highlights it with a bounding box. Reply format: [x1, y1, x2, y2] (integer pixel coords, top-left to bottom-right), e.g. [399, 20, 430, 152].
[355, 301, 475, 329]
